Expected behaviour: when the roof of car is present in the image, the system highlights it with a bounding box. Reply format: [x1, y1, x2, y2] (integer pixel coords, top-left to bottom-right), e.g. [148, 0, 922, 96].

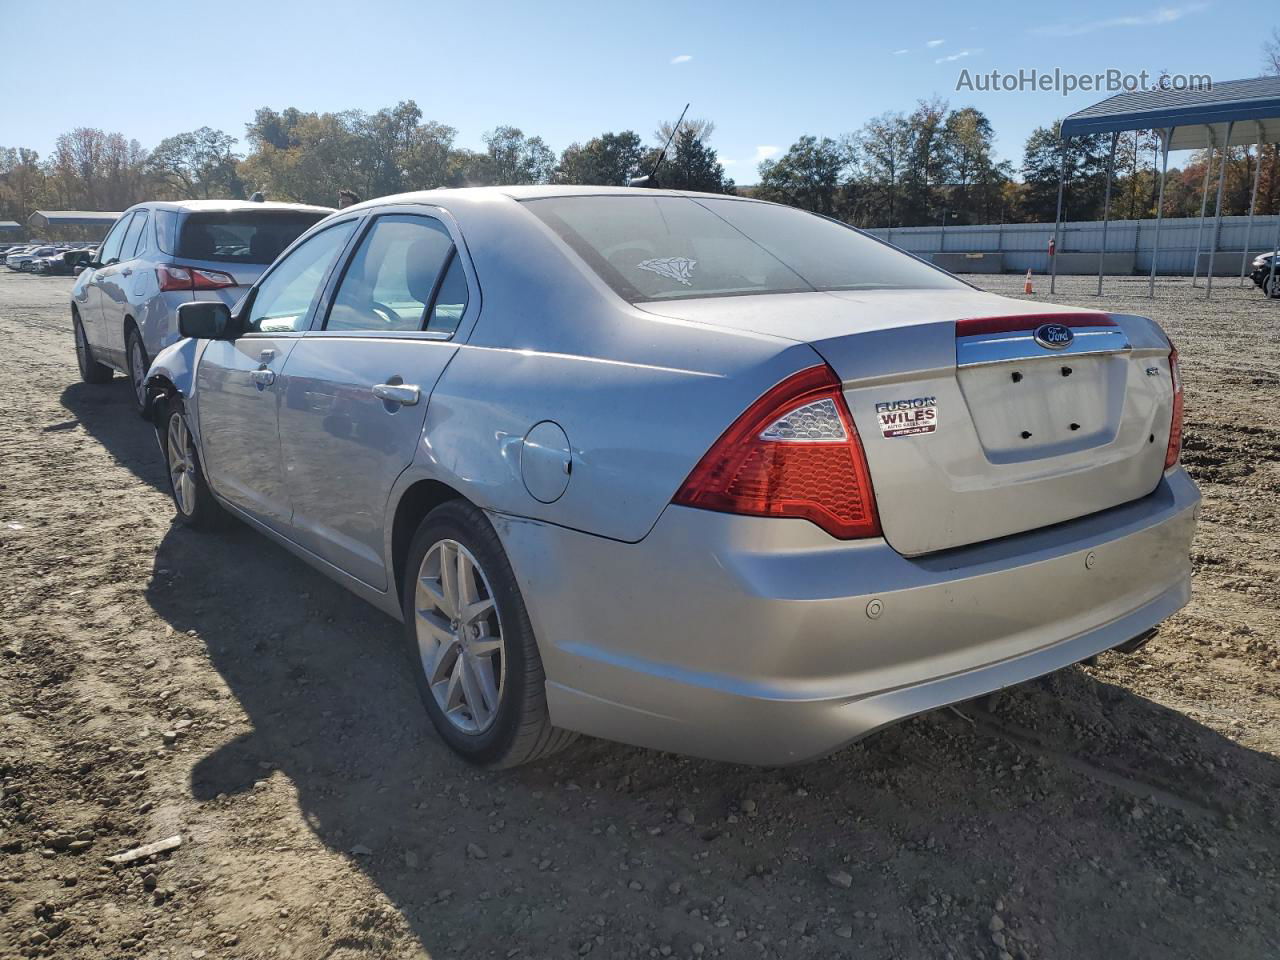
[338, 184, 764, 214]
[133, 199, 335, 215]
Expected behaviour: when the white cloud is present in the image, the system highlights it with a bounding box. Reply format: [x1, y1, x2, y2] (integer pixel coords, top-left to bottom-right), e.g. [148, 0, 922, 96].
[1031, 2, 1206, 37]
[753, 145, 780, 163]
[892, 48, 909, 55]
[935, 48, 981, 63]
[926, 39, 945, 47]
[670, 54, 693, 64]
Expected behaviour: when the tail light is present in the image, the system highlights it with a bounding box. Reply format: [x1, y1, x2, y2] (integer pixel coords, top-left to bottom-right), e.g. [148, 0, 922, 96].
[673, 365, 881, 539]
[157, 264, 236, 292]
[1165, 344, 1183, 469]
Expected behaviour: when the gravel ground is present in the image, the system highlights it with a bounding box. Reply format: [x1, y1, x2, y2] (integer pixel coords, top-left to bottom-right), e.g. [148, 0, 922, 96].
[0, 269, 1277, 960]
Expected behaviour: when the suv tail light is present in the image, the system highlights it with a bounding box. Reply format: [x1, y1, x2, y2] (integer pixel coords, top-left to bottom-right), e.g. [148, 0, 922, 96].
[673, 365, 881, 539]
[157, 264, 236, 292]
[1165, 344, 1183, 469]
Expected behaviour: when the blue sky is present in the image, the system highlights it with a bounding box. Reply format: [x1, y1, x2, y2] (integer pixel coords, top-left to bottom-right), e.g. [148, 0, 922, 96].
[1, 0, 1248, 180]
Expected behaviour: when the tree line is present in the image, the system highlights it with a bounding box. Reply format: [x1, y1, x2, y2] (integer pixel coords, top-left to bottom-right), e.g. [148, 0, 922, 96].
[3, 98, 1279, 233]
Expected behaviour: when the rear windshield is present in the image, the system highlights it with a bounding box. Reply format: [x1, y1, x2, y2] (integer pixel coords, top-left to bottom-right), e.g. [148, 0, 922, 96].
[523, 195, 963, 302]
[175, 210, 328, 264]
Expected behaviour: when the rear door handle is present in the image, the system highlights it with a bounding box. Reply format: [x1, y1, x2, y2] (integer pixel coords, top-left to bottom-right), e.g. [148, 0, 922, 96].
[372, 383, 420, 406]
[121, 267, 132, 277]
[250, 368, 275, 386]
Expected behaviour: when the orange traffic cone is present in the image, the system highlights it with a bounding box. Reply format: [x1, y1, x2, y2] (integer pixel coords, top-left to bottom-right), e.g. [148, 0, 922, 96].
[1023, 269, 1034, 295]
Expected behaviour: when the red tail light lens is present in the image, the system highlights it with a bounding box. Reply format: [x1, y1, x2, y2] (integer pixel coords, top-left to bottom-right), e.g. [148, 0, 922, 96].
[1165, 345, 1183, 469]
[156, 264, 236, 292]
[673, 365, 881, 539]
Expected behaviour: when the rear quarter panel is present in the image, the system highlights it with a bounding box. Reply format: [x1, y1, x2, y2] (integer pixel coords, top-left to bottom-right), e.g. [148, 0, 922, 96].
[418, 194, 817, 543]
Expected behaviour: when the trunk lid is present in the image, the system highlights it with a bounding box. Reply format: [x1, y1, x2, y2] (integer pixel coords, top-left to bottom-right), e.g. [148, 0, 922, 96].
[640, 290, 1177, 555]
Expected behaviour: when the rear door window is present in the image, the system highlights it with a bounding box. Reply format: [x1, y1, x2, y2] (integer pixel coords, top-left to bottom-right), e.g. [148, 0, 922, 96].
[98, 213, 135, 265]
[178, 210, 329, 265]
[325, 215, 456, 333]
[121, 211, 148, 259]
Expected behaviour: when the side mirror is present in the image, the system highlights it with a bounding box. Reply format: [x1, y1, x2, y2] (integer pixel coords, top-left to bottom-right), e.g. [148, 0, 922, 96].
[178, 301, 234, 340]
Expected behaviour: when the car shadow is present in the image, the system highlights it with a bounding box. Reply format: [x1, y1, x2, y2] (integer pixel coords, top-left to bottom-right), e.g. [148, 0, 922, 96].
[60, 378, 170, 495]
[137, 510, 1280, 958]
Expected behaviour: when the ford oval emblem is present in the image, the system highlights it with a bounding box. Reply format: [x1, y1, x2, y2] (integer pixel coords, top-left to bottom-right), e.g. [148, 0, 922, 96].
[1033, 323, 1074, 350]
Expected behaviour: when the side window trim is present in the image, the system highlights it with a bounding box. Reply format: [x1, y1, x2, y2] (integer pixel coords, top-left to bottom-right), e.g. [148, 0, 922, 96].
[125, 210, 149, 259]
[99, 212, 135, 266]
[237, 215, 366, 338]
[306, 204, 479, 340]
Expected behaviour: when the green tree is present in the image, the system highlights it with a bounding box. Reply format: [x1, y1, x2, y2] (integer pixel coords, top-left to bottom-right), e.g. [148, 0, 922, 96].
[149, 127, 243, 199]
[557, 131, 644, 185]
[644, 129, 733, 193]
[857, 112, 913, 226]
[480, 126, 556, 185]
[755, 135, 853, 215]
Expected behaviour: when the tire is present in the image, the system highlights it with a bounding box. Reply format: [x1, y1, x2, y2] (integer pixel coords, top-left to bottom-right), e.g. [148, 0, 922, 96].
[73, 313, 113, 384]
[159, 396, 227, 530]
[401, 499, 576, 768]
[1266, 274, 1280, 299]
[125, 326, 150, 416]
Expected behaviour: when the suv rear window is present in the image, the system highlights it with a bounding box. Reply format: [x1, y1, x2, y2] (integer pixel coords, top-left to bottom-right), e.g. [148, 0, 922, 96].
[175, 210, 328, 264]
[523, 195, 963, 302]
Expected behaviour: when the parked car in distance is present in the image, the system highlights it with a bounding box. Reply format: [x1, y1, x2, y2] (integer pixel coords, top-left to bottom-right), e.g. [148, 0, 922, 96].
[141, 186, 1198, 769]
[34, 248, 94, 275]
[7, 244, 58, 271]
[71, 199, 334, 411]
[1249, 250, 1279, 296]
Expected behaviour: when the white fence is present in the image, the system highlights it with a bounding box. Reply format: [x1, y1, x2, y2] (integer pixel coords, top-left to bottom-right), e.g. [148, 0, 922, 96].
[865, 214, 1280, 275]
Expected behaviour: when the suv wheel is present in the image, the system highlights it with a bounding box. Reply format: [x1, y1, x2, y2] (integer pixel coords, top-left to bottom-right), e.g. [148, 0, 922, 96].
[126, 327, 149, 415]
[74, 314, 113, 384]
[402, 500, 576, 767]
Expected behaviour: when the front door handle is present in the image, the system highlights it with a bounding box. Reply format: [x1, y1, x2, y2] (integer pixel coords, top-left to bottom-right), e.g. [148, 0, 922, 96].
[250, 368, 275, 386]
[372, 383, 420, 406]
[121, 267, 133, 277]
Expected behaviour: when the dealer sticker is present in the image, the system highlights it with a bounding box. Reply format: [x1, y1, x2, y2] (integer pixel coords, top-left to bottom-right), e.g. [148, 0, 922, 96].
[875, 396, 938, 438]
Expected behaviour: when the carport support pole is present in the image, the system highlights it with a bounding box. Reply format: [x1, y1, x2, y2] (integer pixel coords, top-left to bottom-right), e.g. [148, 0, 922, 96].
[1240, 123, 1264, 286]
[1050, 137, 1068, 295]
[1096, 131, 1118, 297]
[1205, 121, 1233, 300]
[1268, 192, 1280, 299]
[1148, 128, 1173, 299]
[1191, 129, 1214, 287]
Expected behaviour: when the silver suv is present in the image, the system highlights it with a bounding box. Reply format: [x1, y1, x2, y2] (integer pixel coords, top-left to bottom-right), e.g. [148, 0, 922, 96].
[72, 199, 333, 411]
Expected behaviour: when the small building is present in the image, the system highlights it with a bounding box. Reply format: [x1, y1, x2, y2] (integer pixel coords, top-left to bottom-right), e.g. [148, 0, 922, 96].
[26, 210, 122, 242]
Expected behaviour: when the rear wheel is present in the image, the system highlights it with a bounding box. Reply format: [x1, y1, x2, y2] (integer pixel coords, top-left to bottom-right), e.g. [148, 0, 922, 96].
[1266, 274, 1280, 299]
[161, 396, 226, 530]
[73, 314, 113, 384]
[125, 326, 149, 415]
[402, 499, 576, 767]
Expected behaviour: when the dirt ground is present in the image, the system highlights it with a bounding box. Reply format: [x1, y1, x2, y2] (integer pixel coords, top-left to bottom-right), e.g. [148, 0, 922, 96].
[0, 268, 1277, 960]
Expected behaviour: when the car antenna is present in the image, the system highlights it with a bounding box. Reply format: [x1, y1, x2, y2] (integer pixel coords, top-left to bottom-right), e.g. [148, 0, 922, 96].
[628, 102, 690, 189]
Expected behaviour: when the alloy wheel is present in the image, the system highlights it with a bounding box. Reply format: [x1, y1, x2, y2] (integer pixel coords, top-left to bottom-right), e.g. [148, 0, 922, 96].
[130, 337, 147, 408]
[414, 539, 505, 734]
[74, 322, 87, 370]
[166, 413, 198, 516]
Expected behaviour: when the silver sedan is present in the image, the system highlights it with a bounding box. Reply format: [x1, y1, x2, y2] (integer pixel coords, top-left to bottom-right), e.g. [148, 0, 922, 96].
[144, 186, 1198, 767]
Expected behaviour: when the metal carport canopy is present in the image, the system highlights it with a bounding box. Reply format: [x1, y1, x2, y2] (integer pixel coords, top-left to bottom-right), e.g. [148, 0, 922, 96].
[1054, 76, 1280, 301]
[27, 210, 122, 229]
[1061, 76, 1280, 149]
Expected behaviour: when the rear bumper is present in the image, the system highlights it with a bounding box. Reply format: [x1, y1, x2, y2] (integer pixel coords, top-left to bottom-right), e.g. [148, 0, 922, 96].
[495, 468, 1200, 765]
